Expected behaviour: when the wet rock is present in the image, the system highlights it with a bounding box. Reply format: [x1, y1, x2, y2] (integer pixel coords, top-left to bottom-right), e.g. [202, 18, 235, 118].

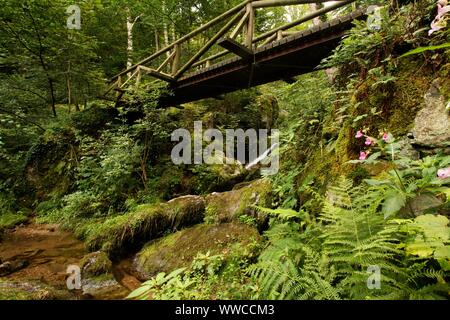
[399, 193, 444, 217]
[134, 222, 261, 280]
[205, 179, 272, 227]
[81, 275, 129, 300]
[411, 79, 450, 154]
[397, 137, 420, 160]
[0, 259, 29, 277]
[80, 251, 113, 277]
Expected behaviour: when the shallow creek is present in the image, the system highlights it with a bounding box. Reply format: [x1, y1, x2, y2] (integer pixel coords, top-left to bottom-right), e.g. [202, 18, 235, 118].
[0, 223, 140, 300]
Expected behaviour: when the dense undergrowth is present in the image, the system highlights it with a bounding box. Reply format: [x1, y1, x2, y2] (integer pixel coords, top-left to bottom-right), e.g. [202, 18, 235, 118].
[0, 0, 449, 300]
[126, 0, 450, 300]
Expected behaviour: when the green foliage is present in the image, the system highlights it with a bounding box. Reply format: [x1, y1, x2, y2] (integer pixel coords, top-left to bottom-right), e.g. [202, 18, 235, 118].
[0, 211, 28, 231]
[351, 133, 450, 218]
[403, 215, 450, 271]
[251, 176, 449, 300]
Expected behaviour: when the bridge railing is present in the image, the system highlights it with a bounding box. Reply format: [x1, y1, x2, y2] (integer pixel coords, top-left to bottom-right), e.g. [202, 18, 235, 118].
[106, 0, 359, 95]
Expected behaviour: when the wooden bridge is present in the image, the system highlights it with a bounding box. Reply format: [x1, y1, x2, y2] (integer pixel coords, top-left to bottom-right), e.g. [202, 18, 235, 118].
[108, 0, 368, 106]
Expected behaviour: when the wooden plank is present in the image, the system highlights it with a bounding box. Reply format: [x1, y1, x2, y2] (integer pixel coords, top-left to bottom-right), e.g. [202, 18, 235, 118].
[218, 38, 254, 60]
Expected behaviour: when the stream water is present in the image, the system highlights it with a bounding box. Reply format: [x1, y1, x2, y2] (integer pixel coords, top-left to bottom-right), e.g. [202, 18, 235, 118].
[0, 223, 140, 300]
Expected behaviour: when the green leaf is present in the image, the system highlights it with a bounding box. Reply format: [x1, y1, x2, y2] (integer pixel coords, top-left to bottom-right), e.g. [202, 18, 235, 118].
[414, 214, 449, 241]
[126, 284, 152, 300]
[382, 190, 406, 219]
[405, 215, 450, 258]
[399, 43, 450, 58]
[254, 206, 301, 220]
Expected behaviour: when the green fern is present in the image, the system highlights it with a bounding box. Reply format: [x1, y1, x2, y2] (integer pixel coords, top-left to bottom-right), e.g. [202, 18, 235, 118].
[251, 177, 449, 300]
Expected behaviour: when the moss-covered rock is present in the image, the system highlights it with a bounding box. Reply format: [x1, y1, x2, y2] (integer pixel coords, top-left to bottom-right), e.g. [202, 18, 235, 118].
[85, 195, 205, 256]
[411, 79, 450, 154]
[81, 274, 129, 300]
[80, 251, 113, 277]
[204, 179, 272, 227]
[133, 222, 261, 280]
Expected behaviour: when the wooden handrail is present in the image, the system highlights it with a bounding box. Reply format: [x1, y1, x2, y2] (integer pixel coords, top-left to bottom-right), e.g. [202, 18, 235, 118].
[110, 0, 360, 87]
[174, 10, 245, 79]
[253, 0, 355, 43]
[112, 0, 252, 80]
[252, 0, 347, 9]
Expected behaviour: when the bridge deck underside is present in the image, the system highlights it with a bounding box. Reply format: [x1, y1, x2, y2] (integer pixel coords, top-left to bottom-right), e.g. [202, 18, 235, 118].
[161, 10, 365, 106]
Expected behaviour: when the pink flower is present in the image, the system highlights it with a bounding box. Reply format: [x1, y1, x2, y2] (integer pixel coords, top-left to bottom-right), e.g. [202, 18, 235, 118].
[365, 138, 373, 146]
[355, 130, 364, 139]
[382, 133, 389, 142]
[429, 0, 450, 35]
[359, 151, 368, 161]
[437, 167, 450, 179]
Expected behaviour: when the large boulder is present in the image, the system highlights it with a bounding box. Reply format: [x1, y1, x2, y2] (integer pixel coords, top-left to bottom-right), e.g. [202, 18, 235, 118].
[133, 222, 261, 280]
[411, 79, 450, 154]
[204, 179, 272, 228]
[80, 251, 113, 277]
[80, 275, 129, 300]
[78, 252, 130, 300]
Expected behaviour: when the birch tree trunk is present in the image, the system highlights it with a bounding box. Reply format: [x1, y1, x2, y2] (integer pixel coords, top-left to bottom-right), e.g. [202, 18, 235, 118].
[162, 0, 171, 63]
[126, 7, 142, 78]
[126, 7, 134, 77]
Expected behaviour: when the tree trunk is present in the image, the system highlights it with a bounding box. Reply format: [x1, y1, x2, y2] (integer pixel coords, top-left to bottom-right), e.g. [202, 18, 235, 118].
[66, 61, 72, 114]
[154, 29, 160, 51]
[49, 78, 57, 118]
[162, 1, 170, 61]
[126, 7, 134, 77]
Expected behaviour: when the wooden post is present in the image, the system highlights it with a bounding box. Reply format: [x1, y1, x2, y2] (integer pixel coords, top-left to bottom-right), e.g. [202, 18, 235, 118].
[136, 67, 142, 86]
[172, 44, 181, 75]
[277, 30, 283, 41]
[245, 3, 255, 49]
